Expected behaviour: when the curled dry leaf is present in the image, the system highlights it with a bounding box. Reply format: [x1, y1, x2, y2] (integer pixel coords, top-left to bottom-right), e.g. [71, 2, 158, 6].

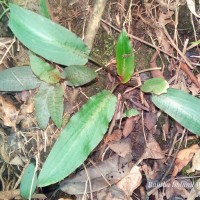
[20, 96, 34, 115]
[116, 165, 142, 197]
[0, 95, 19, 127]
[172, 144, 200, 177]
[187, 149, 200, 173]
[186, 0, 200, 18]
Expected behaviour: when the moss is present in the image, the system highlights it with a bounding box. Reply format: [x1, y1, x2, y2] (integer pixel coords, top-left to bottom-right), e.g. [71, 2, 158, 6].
[91, 32, 116, 65]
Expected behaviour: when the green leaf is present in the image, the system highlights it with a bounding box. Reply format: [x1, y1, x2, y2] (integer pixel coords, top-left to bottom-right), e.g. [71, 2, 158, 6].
[123, 108, 139, 118]
[191, 40, 200, 45]
[38, 90, 117, 187]
[39, 0, 51, 19]
[8, 4, 90, 66]
[0, 66, 41, 91]
[20, 162, 37, 199]
[29, 52, 61, 84]
[141, 78, 169, 95]
[152, 88, 200, 135]
[47, 84, 64, 128]
[61, 65, 96, 86]
[116, 29, 135, 83]
[34, 83, 51, 129]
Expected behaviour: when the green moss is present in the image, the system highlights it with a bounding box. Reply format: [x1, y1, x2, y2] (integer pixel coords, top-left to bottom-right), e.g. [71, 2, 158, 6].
[91, 33, 116, 65]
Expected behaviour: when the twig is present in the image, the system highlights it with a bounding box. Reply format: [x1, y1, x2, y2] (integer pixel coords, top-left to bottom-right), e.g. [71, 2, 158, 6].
[180, 62, 200, 89]
[100, 18, 180, 61]
[83, 164, 93, 200]
[161, 24, 194, 69]
[0, 37, 15, 65]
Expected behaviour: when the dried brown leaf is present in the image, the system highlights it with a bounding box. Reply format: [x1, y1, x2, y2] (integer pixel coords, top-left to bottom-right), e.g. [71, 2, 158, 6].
[142, 134, 165, 160]
[105, 129, 122, 144]
[165, 179, 189, 199]
[172, 144, 200, 177]
[108, 138, 132, 158]
[187, 149, 200, 173]
[116, 165, 142, 197]
[123, 117, 135, 137]
[60, 155, 133, 195]
[144, 112, 157, 131]
[0, 95, 19, 127]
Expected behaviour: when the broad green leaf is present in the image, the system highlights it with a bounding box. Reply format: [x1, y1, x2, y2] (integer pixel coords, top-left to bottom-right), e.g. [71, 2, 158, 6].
[152, 88, 200, 135]
[47, 84, 64, 128]
[9, 4, 90, 66]
[39, 0, 51, 19]
[116, 29, 135, 83]
[34, 83, 51, 129]
[123, 108, 139, 118]
[0, 66, 41, 91]
[61, 65, 96, 86]
[20, 162, 37, 199]
[38, 90, 117, 187]
[29, 52, 61, 84]
[141, 78, 169, 95]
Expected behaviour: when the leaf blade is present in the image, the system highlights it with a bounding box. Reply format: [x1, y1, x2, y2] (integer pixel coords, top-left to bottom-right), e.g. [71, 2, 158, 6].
[29, 52, 61, 84]
[39, 0, 51, 19]
[61, 65, 96, 86]
[20, 163, 37, 199]
[0, 66, 41, 91]
[116, 29, 135, 83]
[8, 4, 90, 66]
[47, 85, 64, 128]
[38, 90, 117, 187]
[141, 78, 169, 95]
[34, 83, 51, 129]
[152, 88, 200, 135]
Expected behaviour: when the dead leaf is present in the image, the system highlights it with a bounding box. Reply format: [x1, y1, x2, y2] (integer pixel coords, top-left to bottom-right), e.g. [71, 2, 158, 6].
[9, 155, 24, 166]
[187, 149, 200, 173]
[144, 112, 157, 131]
[165, 179, 189, 199]
[186, 0, 200, 18]
[20, 96, 34, 115]
[123, 117, 135, 137]
[172, 144, 200, 177]
[108, 138, 132, 158]
[58, 199, 73, 200]
[105, 129, 122, 144]
[60, 155, 133, 195]
[188, 178, 200, 200]
[97, 185, 126, 200]
[188, 83, 200, 96]
[0, 95, 19, 127]
[116, 165, 142, 197]
[141, 134, 165, 160]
